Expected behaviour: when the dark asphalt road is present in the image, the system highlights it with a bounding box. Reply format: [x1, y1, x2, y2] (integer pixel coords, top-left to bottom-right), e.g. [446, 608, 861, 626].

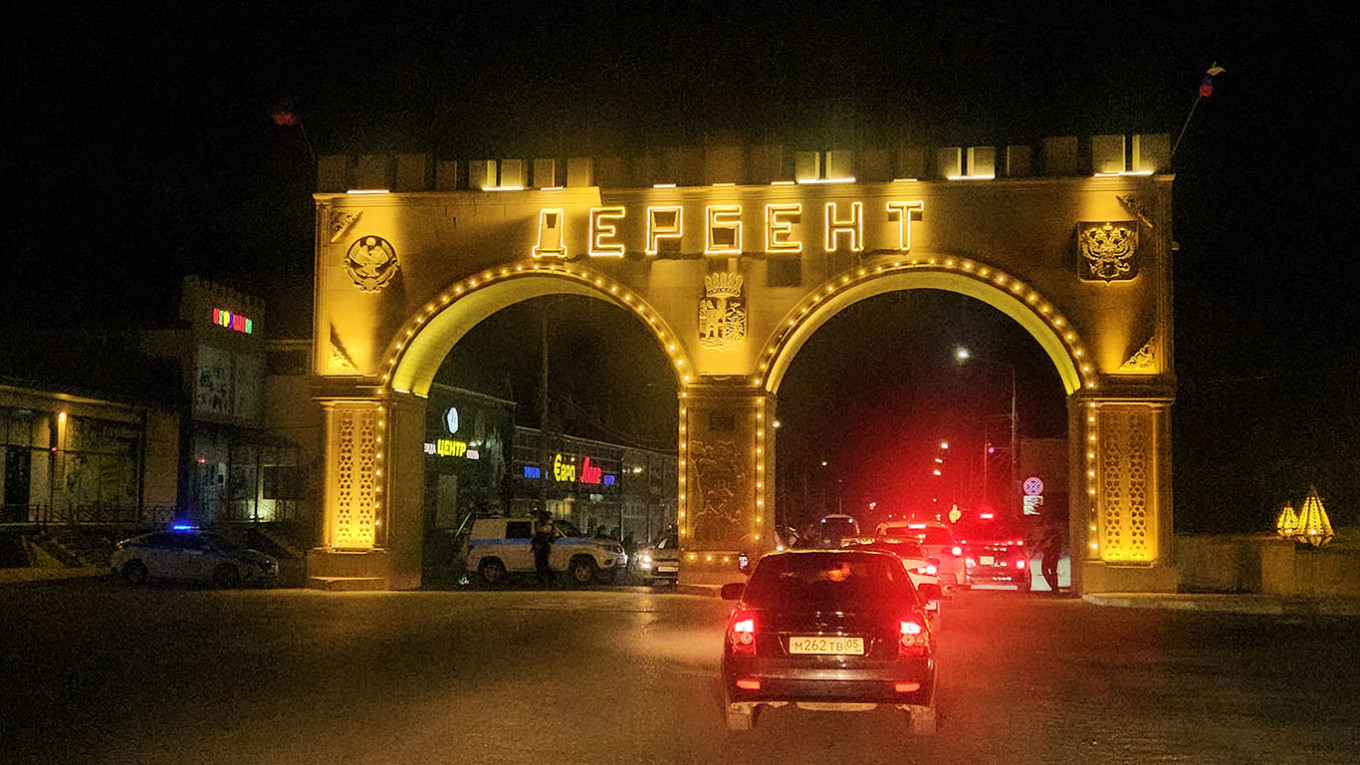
[2, 580, 1358, 764]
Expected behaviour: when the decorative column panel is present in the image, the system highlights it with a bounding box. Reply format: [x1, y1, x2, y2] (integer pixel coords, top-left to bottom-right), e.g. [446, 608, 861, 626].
[324, 401, 384, 550]
[1073, 397, 1176, 592]
[678, 383, 774, 586]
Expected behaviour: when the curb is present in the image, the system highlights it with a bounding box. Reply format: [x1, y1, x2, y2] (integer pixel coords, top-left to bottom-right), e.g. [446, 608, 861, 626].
[676, 583, 723, 598]
[1083, 592, 1360, 616]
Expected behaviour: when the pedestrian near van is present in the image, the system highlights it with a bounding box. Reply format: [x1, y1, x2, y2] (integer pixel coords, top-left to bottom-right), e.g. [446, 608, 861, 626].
[531, 511, 555, 588]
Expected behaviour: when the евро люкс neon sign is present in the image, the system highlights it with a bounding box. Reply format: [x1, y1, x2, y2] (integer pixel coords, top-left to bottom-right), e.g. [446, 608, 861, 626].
[212, 308, 253, 334]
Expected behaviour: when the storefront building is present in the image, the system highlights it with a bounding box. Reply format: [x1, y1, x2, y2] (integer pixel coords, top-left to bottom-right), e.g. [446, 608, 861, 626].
[0, 379, 179, 524]
[510, 427, 677, 545]
[422, 384, 515, 530]
[143, 277, 302, 524]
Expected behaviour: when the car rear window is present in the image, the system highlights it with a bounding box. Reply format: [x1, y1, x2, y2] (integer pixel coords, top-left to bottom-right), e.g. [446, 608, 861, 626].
[742, 552, 913, 609]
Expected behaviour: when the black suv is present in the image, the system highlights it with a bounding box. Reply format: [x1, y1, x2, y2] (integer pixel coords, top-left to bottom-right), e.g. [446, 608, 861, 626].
[720, 550, 938, 733]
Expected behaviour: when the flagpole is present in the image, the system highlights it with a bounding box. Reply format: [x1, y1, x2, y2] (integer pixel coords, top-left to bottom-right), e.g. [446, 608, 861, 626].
[297, 120, 318, 165]
[1171, 63, 1225, 160]
[1170, 95, 1202, 159]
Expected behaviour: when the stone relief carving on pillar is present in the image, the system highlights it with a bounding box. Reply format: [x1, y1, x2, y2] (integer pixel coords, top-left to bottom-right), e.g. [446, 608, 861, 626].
[690, 439, 745, 543]
[1078, 222, 1139, 283]
[344, 235, 400, 292]
[329, 209, 362, 242]
[698, 272, 747, 351]
[1115, 194, 1154, 229]
[1119, 337, 1158, 373]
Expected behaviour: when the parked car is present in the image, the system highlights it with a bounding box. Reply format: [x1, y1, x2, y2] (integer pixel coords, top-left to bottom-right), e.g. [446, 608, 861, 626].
[720, 549, 938, 733]
[875, 521, 968, 594]
[112, 527, 278, 587]
[465, 517, 624, 586]
[633, 531, 680, 584]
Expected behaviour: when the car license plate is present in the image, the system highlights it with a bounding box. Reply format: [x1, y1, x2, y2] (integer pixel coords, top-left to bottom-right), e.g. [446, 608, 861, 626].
[980, 555, 995, 565]
[656, 565, 678, 574]
[788, 636, 864, 655]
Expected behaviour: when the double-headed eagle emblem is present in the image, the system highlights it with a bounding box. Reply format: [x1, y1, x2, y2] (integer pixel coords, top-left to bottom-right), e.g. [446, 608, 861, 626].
[1079, 222, 1139, 282]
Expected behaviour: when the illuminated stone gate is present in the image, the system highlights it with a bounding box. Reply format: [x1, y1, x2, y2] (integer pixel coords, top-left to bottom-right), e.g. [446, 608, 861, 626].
[307, 135, 1177, 593]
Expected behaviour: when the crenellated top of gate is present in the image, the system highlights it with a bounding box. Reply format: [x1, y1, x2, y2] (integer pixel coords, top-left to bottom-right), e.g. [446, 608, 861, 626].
[315, 135, 1170, 192]
[313, 135, 1175, 401]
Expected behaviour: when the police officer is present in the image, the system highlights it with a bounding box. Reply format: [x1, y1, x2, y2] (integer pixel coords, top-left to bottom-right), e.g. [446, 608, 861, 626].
[531, 510, 555, 588]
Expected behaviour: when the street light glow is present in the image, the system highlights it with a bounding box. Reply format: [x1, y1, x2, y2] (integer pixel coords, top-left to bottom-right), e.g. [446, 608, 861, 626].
[955, 347, 971, 362]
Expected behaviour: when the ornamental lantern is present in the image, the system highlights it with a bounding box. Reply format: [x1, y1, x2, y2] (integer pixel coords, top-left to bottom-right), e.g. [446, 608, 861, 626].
[1275, 504, 1300, 539]
[1292, 486, 1334, 549]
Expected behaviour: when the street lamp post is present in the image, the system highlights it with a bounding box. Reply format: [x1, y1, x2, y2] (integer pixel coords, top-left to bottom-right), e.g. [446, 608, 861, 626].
[955, 347, 1019, 517]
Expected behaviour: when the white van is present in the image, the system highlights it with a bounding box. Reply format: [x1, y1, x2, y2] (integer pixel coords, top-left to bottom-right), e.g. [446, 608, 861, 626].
[465, 517, 624, 585]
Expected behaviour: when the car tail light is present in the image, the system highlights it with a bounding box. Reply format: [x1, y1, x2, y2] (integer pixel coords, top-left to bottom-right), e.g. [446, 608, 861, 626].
[914, 564, 937, 576]
[899, 618, 928, 657]
[727, 610, 757, 657]
[951, 545, 963, 557]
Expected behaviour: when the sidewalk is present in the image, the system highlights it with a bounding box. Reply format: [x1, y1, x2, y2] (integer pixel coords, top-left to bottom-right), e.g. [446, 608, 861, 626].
[0, 566, 111, 585]
[1083, 592, 1360, 616]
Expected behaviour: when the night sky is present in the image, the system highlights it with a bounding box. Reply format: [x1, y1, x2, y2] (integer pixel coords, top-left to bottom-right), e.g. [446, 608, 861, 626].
[8, 3, 1357, 531]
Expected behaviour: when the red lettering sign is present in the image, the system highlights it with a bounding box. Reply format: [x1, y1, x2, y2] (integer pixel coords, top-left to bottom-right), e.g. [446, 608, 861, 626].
[580, 457, 603, 485]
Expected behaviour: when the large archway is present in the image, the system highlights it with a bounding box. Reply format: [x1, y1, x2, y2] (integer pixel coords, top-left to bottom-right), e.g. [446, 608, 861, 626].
[307, 135, 1177, 593]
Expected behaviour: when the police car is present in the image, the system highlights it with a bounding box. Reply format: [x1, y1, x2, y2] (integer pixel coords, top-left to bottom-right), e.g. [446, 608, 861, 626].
[465, 517, 624, 585]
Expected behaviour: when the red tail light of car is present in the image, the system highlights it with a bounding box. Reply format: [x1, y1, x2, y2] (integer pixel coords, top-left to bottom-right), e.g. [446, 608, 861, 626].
[727, 610, 757, 657]
[899, 618, 929, 657]
[914, 564, 938, 576]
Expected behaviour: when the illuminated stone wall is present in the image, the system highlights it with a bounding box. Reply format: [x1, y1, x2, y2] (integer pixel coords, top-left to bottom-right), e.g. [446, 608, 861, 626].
[309, 135, 1177, 592]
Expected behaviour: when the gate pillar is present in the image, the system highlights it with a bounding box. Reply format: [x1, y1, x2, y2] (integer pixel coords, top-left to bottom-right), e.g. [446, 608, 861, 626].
[1068, 395, 1177, 593]
[678, 383, 777, 586]
[307, 392, 427, 590]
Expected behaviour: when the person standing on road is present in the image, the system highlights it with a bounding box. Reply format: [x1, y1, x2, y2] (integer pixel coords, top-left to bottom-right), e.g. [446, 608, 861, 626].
[531, 511, 555, 589]
[1040, 526, 1063, 593]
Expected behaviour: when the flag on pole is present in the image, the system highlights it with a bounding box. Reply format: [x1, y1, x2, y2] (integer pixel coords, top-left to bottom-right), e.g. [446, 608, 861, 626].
[269, 99, 315, 163]
[1198, 63, 1226, 98]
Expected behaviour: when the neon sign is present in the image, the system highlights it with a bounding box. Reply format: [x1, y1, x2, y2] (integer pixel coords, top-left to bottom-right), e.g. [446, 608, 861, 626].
[553, 454, 576, 482]
[550, 454, 608, 484]
[533, 198, 923, 260]
[211, 308, 253, 334]
[579, 458, 602, 485]
[424, 439, 479, 460]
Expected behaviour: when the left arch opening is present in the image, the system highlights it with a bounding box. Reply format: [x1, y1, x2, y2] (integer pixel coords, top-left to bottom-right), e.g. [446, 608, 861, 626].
[389, 265, 690, 397]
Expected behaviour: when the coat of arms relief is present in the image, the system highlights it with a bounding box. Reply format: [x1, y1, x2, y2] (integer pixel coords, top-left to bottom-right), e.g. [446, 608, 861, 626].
[698, 272, 747, 351]
[1078, 222, 1139, 282]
